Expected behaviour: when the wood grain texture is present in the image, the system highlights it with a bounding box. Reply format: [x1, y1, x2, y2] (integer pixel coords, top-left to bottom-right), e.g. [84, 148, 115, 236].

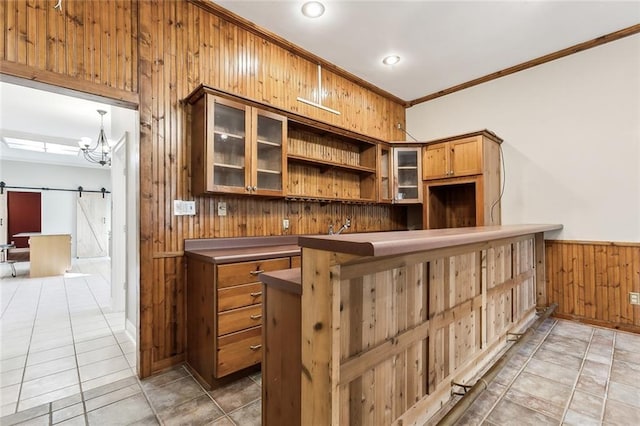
[0, 0, 138, 95]
[134, 0, 405, 376]
[545, 240, 640, 333]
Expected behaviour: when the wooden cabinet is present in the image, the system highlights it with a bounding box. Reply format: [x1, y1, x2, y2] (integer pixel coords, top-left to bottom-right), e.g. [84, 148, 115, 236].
[189, 92, 287, 196]
[287, 121, 378, 202]
[423, 135, 483, 180]
[422, 131, 502, 229]
[186, 254, 296, 388]
[393, 146, 422, 203]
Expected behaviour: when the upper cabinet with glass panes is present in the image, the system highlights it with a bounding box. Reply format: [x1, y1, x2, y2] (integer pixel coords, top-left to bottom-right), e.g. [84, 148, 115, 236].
[188, 91, 286, 197]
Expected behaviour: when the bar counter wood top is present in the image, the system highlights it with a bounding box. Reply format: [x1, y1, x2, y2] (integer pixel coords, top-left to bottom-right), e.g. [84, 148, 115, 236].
[261, 223, 563, 426]
[298, 224, 562, 257]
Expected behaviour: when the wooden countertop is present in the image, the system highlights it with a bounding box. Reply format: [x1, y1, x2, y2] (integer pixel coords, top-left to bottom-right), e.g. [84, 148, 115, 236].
[184, 235, 301, 264]
[260, 268, 301, 295]
[298, 224, 562, 257]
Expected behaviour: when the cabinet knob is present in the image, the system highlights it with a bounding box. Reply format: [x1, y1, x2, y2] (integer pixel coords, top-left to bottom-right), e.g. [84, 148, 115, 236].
[252, 186, 257, 191]
[246, 185, 252, 191]
[250, 314, 262, 320]
[250, 344, 262, 351]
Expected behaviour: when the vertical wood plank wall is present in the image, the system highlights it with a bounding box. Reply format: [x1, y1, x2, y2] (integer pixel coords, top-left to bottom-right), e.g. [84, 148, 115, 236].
[0, 0, 407, 377]
[546, 240, 640, 333]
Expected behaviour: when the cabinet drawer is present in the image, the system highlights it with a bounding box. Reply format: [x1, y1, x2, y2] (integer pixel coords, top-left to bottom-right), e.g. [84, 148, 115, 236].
[218, 283, 263, 312]
[217, 326, 262, 377]
[218, 304, 262, 335]
[217, 258, 291, 288]
[291, 255, 301, 268]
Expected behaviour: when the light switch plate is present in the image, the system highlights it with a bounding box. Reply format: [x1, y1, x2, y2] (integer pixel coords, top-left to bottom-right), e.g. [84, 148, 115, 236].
[283, 218, 290, 230]
[630, 292, 640, 305]
[184, 201, 196, 215]
[217, 202, 227, 216]
[174, 200, 184, 216]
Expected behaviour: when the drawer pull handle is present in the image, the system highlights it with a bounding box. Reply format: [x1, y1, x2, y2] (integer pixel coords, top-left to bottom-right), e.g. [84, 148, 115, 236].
[250, 344, 262, 351]
[249, 270, 264, 276]
[250, 314, 262, 320]
[250, 291, 262, 297]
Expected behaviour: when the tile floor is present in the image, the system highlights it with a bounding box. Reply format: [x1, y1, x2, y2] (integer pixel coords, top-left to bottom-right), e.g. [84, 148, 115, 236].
[2, 258, 640, 425]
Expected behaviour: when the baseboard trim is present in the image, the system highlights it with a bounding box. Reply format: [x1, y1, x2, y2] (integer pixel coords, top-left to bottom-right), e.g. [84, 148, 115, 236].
[553, 313, 640, 335]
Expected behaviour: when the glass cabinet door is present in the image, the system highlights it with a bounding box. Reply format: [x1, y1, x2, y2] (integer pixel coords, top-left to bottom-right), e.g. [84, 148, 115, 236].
[253, 110, 286, 194]
[379, 145, 392, 203]
[211, 98, 250, 192]
[393, 147, 422, 203]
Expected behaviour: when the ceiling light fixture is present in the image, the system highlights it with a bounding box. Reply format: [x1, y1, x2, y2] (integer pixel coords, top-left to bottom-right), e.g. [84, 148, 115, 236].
[78, 109, 111, 167]
[301, 1, 325, 18]
[382, 55, 401, 66]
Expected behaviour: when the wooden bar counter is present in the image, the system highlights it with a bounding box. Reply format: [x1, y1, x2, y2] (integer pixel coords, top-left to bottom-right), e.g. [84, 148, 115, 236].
[260, 224, 561, 426]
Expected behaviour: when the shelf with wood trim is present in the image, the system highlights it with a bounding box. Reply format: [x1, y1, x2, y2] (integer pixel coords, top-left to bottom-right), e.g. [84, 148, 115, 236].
[287, 154, 376, 175]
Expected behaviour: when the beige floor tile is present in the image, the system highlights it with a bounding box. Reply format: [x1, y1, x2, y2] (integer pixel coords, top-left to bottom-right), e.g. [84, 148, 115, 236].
[208, 376, 261, 413]
[76, 345, 123, 367]
[568, 390, 603, 419]
[19, 384, 80, 411]
[228, 399, 261, 426]
[609, 358, 640, 389]
[74, 336, 118, 354]
[83, 376, 139, 401]
[504, 386, 565, 420]
[20, 368, 79, 400]
[78, 356, 129, 382]
[485, 398, 557, 426]
[509, 371, 573, 408]
[607, 380, 640, 409]
[81, 368, 135, 392]
[1, 384, 21, 405]
[55, 415, 87, 426]
[523, 358, 579, 386]
[603, 399, 640, 424]
[0, 356, 26, 373]
[14, 413, 50, 425]
[563, 409, 601, 426]
[86, 393, 154, 425]
[0, 404, 49, 426]
[23, 355, 77, 382]
[26, 345, 75, 366]
[52, 402, 84, 424]
[615, 331, 640, 353]
[144, 376, 207, 413]
[575, 373, 608, 397]
[158, 394, 224, 425]
[140, 366, 189, 392]
[1, 368, 24, 387]
[208, 416, 235, 426]
[532, 345, 583, 369]
[84, 384, 141, 412]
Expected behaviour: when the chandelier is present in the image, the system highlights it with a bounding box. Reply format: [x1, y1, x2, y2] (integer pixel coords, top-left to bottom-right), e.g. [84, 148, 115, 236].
[79, 109, 111, 166]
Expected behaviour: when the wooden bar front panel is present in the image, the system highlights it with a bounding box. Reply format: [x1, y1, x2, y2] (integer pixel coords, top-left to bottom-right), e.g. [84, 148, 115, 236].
[298, 235, 540, 425]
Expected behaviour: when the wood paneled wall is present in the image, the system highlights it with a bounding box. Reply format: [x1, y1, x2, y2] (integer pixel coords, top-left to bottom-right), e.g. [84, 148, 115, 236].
[136, 0, 406, 376]
[546, 240, 640, 333]
[2, 0, 407, 377]
[0, 0, 138, 104]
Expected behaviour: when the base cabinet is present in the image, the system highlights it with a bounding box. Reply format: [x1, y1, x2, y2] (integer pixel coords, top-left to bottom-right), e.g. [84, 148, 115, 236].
[186, 255, 296, 388]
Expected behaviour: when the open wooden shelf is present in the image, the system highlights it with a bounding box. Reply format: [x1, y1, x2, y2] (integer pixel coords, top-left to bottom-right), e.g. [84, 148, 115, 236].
[287, 154, 376, 175]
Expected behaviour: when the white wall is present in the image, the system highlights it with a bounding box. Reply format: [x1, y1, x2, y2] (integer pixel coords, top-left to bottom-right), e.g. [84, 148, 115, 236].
[0, 160, 111, 256]
[406, 35, 640, 242]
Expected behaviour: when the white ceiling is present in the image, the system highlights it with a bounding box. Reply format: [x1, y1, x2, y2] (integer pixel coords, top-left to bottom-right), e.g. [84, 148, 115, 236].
[215, 0, 640, 102]
[0, 82, 131, 169]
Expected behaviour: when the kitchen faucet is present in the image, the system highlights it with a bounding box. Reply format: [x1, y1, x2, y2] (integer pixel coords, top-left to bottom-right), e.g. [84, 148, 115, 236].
[329, 217, 351, 235]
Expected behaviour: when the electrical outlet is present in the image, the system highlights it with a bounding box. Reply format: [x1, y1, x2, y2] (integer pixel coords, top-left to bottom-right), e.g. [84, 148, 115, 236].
[173, 200, 184, 216]
[283, 218, 290, 230]
[630, 292, 640, 305]
[217, 202, 227, 216]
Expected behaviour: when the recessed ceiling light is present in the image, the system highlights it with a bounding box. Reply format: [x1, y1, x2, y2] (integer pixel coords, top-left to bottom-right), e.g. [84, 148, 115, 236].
[382, 55, 401, 66]
[301, 1, 325, 18]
